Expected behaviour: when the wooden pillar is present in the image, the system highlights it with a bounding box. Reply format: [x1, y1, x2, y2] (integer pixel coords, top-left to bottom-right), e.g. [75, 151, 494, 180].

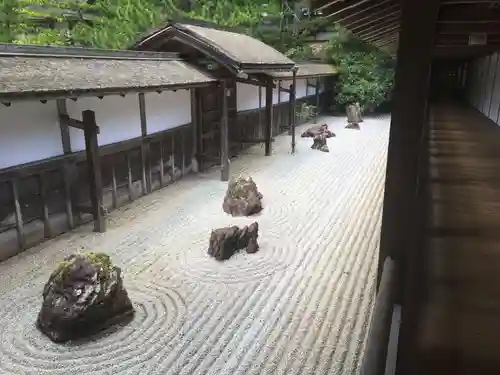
[57, 99, 71, 154]
[190, 88, 199, 172]
[82, 110, 105, 233]
[290, 70, 297, 154]
[138, 93, 150, 194]
[315, 77, 320, 124]
[377, 0, 439, 373]
[220, 81, 230, 181]
[265, 82, 273, 156]
[277, 80, 282, 130]
[379, 0, 438, 281]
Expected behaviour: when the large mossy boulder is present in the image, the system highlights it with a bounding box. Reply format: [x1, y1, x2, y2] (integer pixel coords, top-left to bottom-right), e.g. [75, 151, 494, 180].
[222, 175, 263, 217]
[36, 252, 134, 343]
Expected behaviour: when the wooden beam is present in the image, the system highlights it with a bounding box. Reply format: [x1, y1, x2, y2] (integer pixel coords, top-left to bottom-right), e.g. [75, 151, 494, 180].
[290, 71, 297, 154]
[190, 88, 199, 172]
[353, 14, 400, 36]
[56, 99, 71, 154]
[59, 114, 86, 131]
[38, 173, 52, 238]
[62, 161, 74, 229]
[349, 9, 401, 32]
[138, 92, 150, 193]
[220, 81, 230, 181]
[235, 76, 276, 88]
[437, 22, 500, 34]
[278, 83, 291, 94]
[11, 179, 25, 250]
[82, 110, 106, 233]
[265, 82, 273, 156]
[439, 6, 500, 22]
[359, 23, 400, 41]
[315, 78, 321, 124]
[338, 0, 398, 27]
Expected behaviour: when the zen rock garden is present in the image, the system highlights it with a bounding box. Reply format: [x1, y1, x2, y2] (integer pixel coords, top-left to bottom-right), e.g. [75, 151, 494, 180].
[34, 115, 355, 342]
[37, 253, 134, 343]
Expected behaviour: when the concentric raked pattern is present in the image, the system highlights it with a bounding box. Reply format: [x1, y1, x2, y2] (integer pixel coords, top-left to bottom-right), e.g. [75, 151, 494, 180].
[0, 282, 186, 375]
[0, 116, 390, 375]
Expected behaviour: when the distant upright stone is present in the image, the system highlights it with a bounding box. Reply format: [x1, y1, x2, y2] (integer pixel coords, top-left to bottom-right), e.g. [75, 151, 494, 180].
[301, 124, 335, 138]
[36, 253, 134, 343]
[207, 222, 259, 261]
[223, 175, 263, 217]
[346, 102, 363, 129]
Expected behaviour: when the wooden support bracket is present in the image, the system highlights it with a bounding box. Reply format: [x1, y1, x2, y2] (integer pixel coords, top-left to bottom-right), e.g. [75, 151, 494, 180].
[60, 114, 100, 134]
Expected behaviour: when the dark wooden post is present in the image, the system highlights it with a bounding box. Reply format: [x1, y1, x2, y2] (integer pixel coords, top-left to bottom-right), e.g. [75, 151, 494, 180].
[290, 70, 297, 154]
[220, 81, 230, 181]
[82, 110, 105, 233]
[190, 88, 199, 172]
[315, 77, 321, 124]
[138, 93, 150, 194]
[10, 179, 25, 250]
[377, 0, 439, 372]
[265, 81, 273, 156]
[379, 0, 438, 283]
[56, 99, 71, 154]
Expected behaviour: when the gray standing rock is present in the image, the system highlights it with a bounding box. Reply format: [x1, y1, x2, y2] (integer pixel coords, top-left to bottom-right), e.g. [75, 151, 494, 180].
[346, 102, 363, 129]
[36, 253, 134, 343]
[222, 175, 263, 217]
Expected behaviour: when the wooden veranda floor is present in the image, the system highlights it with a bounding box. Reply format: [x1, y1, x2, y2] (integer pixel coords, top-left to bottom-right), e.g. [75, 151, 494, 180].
[408, 103, 500, 374]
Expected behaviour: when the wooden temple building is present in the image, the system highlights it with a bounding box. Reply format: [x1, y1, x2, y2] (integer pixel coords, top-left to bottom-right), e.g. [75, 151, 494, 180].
[0, 23, 335, 260]
[309, 0, 500, 374]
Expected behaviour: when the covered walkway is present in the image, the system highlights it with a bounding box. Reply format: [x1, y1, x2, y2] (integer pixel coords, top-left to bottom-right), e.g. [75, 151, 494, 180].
[0, 116, 389, 375]
[404, 103, 500, 374]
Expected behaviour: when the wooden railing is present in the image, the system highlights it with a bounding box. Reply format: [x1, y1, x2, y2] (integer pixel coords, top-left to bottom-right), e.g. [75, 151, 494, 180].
[359, 257, 397, 375]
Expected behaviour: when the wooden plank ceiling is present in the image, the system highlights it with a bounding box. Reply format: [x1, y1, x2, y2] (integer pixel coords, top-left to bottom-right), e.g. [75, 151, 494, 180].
[311, 0, 500, 58]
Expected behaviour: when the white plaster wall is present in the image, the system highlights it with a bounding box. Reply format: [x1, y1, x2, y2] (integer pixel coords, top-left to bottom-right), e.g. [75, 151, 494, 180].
[467, 53, 500, 126]
[236, 83, 261, 111]
[145, 89, 191, 135]
[66, 95, 142, 152]
[0, 101, 63, 169]
[485, 54, 499, 118]
[489, 54, 500, 123]
[472, 58, 482, 109]
[278, 82, 290, 102]
[479, 56, 490, 113]
[484, 55, 495, 115]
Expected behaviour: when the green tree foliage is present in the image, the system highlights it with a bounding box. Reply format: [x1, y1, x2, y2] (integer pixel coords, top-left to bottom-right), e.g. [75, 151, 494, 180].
[71, 0, 167, 49]
[0, 0, 394, 111]
[0, 0, 94, 44]
[325, 25, 395, 112]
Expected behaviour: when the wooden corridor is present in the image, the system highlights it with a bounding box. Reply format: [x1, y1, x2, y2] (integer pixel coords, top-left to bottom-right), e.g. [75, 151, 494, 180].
[408, 103, 500, 374]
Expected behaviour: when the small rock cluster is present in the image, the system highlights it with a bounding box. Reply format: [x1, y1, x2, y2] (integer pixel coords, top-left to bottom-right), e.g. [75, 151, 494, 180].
[209, 175, 264, 261]
[301, 124, 335, 153]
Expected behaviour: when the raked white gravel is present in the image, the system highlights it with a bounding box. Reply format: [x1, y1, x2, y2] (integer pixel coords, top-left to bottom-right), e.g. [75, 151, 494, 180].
[0, 115, 390, 375]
